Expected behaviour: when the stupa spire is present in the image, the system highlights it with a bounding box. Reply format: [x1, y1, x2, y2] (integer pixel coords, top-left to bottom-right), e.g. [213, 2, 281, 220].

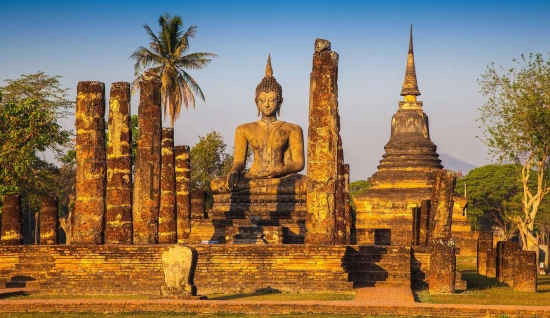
[400, 24, 421, 98]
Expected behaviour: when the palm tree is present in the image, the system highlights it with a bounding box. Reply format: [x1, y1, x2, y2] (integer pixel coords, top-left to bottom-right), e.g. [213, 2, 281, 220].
[130, 13, 217, 127]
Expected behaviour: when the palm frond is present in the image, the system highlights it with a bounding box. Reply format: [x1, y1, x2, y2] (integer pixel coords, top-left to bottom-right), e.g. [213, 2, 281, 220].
[130, 13, 215, 124]
[143, 24, 162, 50]
[179, 25, 197, 52]
[130, 46, 164, 75]
[178, 70, 205, 102]
[176, 52, 218, 70]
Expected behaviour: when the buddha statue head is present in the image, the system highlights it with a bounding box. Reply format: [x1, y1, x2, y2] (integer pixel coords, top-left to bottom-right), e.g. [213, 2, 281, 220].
[255, 54, 283, 116]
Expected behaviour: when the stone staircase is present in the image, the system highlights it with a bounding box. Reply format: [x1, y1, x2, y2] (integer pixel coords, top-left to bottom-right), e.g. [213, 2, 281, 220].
[344, 245, 411, 287]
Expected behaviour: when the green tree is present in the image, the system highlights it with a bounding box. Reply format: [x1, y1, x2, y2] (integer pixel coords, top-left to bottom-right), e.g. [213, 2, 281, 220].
[456, 164, 524, 237]
[130, 13, 217, 128]
[190, 131, 233, 191]
[190, 132, 234, 209]
[350, 180, 371, 197]
[0, 72, 73, 242]
[478, 53, 550, 250]
[1, 71, 73, 118]
[0, 72, 73, 196]
[349, 180, 371, 210]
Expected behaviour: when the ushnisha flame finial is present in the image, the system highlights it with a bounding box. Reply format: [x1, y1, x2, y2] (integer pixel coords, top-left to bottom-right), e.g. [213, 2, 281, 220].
[255, 54, 283, 105]
[400, 24, 421, 97]
[265, 54, 273, 77]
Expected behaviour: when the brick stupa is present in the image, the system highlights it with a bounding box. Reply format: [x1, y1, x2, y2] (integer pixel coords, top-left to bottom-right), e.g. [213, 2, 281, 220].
[354, 26, 443, 245]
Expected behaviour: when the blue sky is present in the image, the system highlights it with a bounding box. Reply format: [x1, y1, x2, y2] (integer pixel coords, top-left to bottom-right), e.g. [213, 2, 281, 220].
[1, 0, 549, 180]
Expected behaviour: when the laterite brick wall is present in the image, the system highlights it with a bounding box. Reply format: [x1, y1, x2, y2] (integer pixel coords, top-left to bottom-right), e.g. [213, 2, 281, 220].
[0, 245, 353, 295]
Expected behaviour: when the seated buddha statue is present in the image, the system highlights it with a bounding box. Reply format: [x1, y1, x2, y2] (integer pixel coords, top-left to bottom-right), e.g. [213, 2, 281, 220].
[211, 55, 306, 195]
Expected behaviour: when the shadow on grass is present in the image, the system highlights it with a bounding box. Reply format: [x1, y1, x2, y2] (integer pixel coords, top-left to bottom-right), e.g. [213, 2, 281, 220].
[0, 291, 27, 299]
[210, 287, 282, 300]
[460, 271, 508, 291]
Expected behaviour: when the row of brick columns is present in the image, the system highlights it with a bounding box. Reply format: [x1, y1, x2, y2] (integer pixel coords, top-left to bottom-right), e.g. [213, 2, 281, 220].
[0, 195, 59, 245]
[73, 75, 197, 244]
[0, 75, 206, 245]
[477, 235, 538, 292]
[0, 188, 206, 245]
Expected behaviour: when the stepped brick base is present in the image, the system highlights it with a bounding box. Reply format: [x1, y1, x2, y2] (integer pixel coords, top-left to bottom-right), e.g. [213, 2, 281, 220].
[190, 193, 307, 244]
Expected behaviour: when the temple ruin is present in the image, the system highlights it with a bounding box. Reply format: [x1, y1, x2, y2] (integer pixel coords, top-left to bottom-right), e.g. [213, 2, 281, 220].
[0, 28, 538, 297]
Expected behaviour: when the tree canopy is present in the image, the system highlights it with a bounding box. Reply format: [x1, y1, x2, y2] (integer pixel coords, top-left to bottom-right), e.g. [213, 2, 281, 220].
[478, 53, 550, 250]
[130, 13, 217, 127]
[0, 72, 74, 242]
[190, 131, 233, 209]
[0, 72, 73, 197]
[456, 164, 524, 236]
[190, 131, 233, 192]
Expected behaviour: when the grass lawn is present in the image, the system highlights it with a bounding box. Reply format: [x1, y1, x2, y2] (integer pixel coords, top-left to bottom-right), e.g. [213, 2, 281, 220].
[0, 314, 410, 318]
[415, 255, 550, 306]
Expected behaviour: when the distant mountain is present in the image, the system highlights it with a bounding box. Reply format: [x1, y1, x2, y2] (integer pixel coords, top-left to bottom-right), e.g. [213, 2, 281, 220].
[439, 154, 476, 175]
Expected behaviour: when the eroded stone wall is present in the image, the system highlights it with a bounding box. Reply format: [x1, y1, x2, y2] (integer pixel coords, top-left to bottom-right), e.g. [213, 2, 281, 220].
[0, 245, 353, 295]
[74, 81, 106, 244]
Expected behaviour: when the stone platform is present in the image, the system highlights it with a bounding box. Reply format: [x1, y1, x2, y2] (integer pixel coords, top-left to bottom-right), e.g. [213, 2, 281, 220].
[189, 193, 307, 244]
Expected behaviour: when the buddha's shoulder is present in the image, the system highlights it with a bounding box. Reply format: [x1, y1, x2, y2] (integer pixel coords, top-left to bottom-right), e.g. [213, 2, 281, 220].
[281, 121, 303, 132]
[235, 122, 258, 130]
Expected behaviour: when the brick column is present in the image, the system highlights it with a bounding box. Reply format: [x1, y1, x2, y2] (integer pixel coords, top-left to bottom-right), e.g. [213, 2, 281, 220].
[159, 128, 177, 244]
[486, 247, 497, 278]
[175, 145, 191, 243]
[105, 82, 133, 244]
[513, 251, 537, 292]
[39, 196, 58, 244]
[343, 164, 351, 244]
[334, 134, 347, 244]
[419, 200, 431, 246]
[429, 170, 456, 243]
[1, 194, 23, 245]
[132, 73, 162, 244]
[428, 170, 457, 294]
[73, 81, 106, 244]
[305, 38, 340, 245]
[497, 241, 519, 285]
[477, 232, 493, 275]
[191, 190, 207, 219]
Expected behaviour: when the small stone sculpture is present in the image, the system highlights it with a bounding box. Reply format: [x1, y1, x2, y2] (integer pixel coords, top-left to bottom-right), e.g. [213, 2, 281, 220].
[161, 245, 197, 296]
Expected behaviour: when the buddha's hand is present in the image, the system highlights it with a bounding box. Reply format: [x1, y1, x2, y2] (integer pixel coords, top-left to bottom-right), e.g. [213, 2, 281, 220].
[228, 171, 240, 192]
[257, 164, 285, 178]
